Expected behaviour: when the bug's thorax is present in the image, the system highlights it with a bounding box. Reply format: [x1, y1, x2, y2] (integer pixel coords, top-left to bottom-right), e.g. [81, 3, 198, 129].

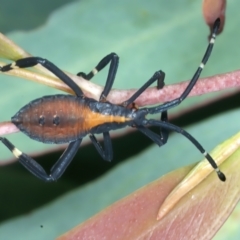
[12, 95, 133, 144]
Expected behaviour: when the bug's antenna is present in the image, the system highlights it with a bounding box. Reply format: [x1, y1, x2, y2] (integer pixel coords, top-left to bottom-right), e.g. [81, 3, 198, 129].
[145, 119, 226, 181]
[146, 18, 221, 115]
[177, 18, 220, 101]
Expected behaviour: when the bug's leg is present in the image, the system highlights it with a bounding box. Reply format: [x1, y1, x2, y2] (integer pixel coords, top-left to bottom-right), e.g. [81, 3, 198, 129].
[0, 57, 83, 97]
[136, 114, 169, 146]
[159, 111, 169, 144]
[122, 69, 167, 143]
[136, 125, 165, 147]
[147, 18, 220, 115]
[122, 70, 165, 107]
[0, 137, 82, 182]
[123, 70, 168, 143]
[77, 52, 119, 101]
[78, 53, 119, 160]
[155, 72, 169, 144]
[50, 139, 82, 179]
[89, 132, 113, 162]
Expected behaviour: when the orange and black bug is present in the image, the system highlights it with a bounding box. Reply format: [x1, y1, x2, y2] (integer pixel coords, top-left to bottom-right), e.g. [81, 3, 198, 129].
[0, 18, 225, 182]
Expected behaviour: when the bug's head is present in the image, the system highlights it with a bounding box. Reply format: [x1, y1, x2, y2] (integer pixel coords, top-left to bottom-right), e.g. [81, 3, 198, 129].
[131, 108, 148, 126]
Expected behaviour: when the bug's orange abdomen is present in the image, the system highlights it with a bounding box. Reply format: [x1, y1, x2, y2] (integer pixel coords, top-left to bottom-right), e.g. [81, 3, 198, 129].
[12, 95, 131, 144]
[12, 95, 91, 143]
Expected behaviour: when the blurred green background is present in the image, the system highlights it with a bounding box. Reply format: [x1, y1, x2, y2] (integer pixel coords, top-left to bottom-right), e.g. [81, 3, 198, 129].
[0, 0, 239, 239]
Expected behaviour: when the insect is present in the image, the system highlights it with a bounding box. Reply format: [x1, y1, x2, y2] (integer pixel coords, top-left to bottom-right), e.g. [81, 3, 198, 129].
[0, 18, 225, 182]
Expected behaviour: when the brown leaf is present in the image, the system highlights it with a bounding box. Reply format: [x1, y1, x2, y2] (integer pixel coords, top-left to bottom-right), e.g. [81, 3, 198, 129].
[202, 0, 226, 36]
[57, 134, 240, 240]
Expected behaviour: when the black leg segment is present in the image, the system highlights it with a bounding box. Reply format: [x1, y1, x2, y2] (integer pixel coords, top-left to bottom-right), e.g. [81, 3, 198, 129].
[136, 111, 168, 147]
[122, 70, 165, 107]
[77, 53, 119, 101]
[159, 111, 169, 144]
[50, 139, 82, 180]
[0, 57, 83, 97]
[0, 137, 82, 182]
[89, 132, 113, 162]
[136, 126, 166, 147]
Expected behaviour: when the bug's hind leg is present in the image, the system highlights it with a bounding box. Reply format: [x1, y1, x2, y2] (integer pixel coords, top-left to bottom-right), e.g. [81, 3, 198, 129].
[0, 57, 83, 97]
[77, 52, 119, 101]
[0, 137, 82, 182]
[89, 132, 113, 162]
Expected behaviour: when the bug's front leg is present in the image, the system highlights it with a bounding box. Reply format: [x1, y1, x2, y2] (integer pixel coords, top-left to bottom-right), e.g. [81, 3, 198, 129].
[124, 70, 169, 144]
[0, 137, 82, 182]
[156, 73, 169, 144]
